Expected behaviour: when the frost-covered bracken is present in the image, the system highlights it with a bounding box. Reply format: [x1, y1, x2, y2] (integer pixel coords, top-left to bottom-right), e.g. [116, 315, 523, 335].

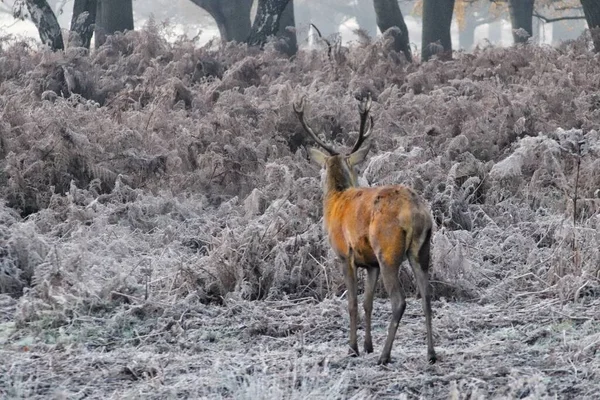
[0, 24, 599, 398]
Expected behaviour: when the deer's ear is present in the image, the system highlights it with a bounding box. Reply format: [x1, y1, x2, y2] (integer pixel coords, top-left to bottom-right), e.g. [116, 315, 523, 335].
[347, 145, 370, 166]
[308, 148, 328, 167]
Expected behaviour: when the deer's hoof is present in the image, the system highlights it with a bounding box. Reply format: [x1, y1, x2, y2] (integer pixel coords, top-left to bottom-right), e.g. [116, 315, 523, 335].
[377, 356, 390, 365]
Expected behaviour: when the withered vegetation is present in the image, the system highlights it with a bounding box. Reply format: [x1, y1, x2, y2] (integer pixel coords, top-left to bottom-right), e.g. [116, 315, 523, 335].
[0, 24, 599, 398]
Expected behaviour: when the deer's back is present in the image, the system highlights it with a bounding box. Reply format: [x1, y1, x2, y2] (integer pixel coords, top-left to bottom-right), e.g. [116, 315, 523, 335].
[324, 185, 432, 266]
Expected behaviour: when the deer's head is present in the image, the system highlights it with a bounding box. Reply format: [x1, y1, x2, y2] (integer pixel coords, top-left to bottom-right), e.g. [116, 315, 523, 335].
[294, 94, 374, 192]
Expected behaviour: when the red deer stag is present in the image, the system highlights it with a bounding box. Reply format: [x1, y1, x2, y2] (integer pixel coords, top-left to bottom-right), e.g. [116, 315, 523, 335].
[294, 94, 436, 365]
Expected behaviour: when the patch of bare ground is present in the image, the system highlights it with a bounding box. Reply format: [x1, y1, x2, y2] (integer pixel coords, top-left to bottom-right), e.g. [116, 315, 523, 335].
[1, 295, 599, 399]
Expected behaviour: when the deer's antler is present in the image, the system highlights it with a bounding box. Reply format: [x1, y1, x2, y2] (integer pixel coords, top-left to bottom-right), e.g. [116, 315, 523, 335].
[350, 93, 374, 154]
[293, 96, 338, 155]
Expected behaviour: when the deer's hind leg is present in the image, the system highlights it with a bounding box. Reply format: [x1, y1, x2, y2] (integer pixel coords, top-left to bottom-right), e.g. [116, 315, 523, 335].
[408, 228, 436, 364]
[374, 230, 408, 365]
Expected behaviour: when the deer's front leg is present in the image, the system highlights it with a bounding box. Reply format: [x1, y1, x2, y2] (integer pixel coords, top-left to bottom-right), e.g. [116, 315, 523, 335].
[344, 251, 359, 356]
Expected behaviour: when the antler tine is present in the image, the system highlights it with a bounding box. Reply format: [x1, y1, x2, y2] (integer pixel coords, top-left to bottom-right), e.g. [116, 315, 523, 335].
[293, 96, 338, 155]
[350, 93, 374, 154]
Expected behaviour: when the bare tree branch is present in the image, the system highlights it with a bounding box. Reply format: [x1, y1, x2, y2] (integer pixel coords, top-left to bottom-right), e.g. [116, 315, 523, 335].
[534, 12, 586, 23]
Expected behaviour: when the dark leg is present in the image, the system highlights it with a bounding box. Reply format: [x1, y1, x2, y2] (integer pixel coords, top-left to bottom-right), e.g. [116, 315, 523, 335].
[363, 267, 380, 353]
[377, 261, 406, 365]
[344, 252, 359, 356]
[409, 233, 436, 364]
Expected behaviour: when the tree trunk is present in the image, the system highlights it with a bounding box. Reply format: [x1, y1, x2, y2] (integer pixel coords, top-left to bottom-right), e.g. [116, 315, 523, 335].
[422, 0, 455, 61]
[247, 0, 292, 47]
[508, 0, 534, 44]
[215, 3, 251, 42]
[69, 0, 97, 49]
[582, 0, 600, 53]
[188, 0, 252, 42]
[25, 0, 64, 50]
[275, 1, 297, 56]
[95, 0, 134, 48]
[373, 0, 412, 61]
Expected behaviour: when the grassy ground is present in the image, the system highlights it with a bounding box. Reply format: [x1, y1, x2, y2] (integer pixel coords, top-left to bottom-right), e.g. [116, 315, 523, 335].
[2, 295, 600, 399]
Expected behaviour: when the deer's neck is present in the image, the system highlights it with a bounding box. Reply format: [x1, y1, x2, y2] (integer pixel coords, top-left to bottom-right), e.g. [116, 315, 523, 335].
[324, 162, 355, 195]
[325, 176, 352, 194]
[322, 169, 356, 223]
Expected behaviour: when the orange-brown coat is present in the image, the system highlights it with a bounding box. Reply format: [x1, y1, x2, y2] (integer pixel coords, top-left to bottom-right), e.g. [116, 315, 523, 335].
[294, 94, 436, 365]
[324, 186, 432, 269]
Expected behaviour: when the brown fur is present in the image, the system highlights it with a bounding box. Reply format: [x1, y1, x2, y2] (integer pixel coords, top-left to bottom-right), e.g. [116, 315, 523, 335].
[324, 185, 432, 268]
[295, 95, 436, 365]
[318, 156, 436, 365]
